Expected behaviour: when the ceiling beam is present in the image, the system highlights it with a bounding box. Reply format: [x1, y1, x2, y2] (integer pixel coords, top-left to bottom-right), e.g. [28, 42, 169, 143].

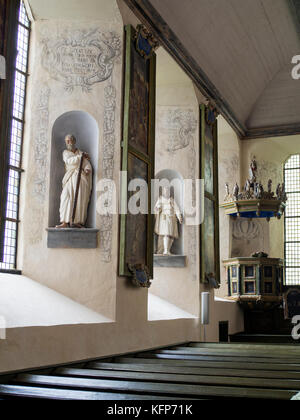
[242, 123, 300, 140]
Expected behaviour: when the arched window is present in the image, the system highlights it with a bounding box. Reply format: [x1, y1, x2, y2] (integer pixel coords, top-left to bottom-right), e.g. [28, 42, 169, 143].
[284, 154, 300, 285]
[0, 0, 30, 270]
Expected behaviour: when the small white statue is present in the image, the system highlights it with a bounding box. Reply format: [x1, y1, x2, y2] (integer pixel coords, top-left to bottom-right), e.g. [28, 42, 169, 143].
[233, 183, 239, 200]
[244, 179, 251, 193]
[225, 183, 230, 196]
[276, 183, 281, 199]
[154, 187, 183, 255]
[249, 158, 257, 184]
[224, 183, 230, 200]
[257, 183, 264, 199]
[267, 179, 272, 193]
[281, 182, 287, 202]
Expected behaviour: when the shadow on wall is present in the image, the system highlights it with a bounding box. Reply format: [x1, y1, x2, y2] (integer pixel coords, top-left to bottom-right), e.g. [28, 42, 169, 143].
[49, 111, 99, 228]
[155, 169, 184, 255]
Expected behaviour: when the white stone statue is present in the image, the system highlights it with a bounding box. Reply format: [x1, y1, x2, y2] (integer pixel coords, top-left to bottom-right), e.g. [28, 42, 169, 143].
[233, 183, 239, 200]
[244, 179, 251, 193]
[267, 179, 272, 193]
[249, 158, 257, 184]
[56, 134, 92, 228]
[154, 187, 183, 255]
[225, 183, 230, 197]
[276, 183, 281, 199]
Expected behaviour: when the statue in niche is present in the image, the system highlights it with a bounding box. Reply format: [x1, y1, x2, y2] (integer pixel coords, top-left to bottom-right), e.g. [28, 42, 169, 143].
[56, 134, 92, 229]
[154, 186, 183, 255]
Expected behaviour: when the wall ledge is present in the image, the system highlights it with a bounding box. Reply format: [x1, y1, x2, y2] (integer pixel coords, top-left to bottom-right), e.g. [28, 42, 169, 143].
[154, 255, 187, 268]
[46, 228, 99, 249]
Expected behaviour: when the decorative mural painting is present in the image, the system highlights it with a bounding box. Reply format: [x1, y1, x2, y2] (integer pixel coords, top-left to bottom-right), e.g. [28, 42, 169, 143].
[119, 25, 157, 281]
[166, 108, 197, 153]
[41, 29, 121, 92]
[99, 84, 117, 263]
[200, 104, 220, 285]
[28, 85, 51, 245]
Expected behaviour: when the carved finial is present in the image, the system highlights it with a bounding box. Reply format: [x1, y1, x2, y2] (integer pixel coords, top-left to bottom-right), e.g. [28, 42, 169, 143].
[135, 25, 159, 59]
[233, 183, 239, 200]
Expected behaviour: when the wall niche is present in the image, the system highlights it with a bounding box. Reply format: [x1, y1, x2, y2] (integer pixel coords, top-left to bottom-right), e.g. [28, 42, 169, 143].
[47, 111, 100, 249]
[154, 169, 186, 267]
[48, 110, 99, 229]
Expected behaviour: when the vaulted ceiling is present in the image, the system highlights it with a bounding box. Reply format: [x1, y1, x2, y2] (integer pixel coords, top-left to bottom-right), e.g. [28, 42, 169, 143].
[27, 0, 300, 140]
[125, 0, 300, 139]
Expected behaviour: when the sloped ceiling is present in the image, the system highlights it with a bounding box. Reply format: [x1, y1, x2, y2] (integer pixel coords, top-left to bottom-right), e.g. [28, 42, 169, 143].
[26, 0, 118, 21]
[125, 0, 300, 139]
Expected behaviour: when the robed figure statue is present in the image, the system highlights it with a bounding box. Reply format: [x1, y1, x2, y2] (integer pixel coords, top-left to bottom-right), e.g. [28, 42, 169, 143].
[56, 134, 92, 228]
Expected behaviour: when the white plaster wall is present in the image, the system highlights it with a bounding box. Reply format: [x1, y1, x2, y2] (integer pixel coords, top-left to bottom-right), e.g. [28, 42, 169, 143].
[151, 47, 200, 316]
[216, 116, 242, 298]
[0, 1, 245, 374]
[19, 15, 123, 319]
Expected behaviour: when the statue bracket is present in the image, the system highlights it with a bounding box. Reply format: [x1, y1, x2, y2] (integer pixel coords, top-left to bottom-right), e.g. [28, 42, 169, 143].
[128, 264, 152, 288]
[46, 228, 99, 249]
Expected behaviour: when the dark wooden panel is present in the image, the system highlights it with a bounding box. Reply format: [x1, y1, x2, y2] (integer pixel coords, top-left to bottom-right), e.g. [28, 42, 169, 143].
[55, 367, 300, 391]
[13, 374, 294, 400]
[89, 361, 300, 380]
[0, 0, 7, 54]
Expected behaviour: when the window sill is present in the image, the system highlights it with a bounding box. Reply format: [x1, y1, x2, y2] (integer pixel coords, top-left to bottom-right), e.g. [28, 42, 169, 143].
[0, 269, 21, 275]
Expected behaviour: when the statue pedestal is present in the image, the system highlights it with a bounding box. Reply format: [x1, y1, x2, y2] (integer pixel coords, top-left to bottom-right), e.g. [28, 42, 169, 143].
[46, 228, 99, 249]
[154, 254, 186, 268]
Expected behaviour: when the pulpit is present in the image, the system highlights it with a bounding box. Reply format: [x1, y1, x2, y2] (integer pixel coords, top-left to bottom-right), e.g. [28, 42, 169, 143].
[224, 256, 283, 308]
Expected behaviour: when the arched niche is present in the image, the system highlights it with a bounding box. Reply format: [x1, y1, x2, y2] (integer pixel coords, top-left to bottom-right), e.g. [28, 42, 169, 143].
[49, 111, 99, 228]
[155, 169, 184, 255]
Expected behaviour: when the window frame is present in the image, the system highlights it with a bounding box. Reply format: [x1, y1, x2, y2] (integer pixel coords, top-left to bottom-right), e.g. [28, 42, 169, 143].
[284, 153, 300, 285]
[0, 0, 30, 271]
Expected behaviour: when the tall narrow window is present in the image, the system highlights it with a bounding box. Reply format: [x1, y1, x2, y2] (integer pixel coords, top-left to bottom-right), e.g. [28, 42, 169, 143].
[284, 154, 300, 285]
[0, 0, 30, 270]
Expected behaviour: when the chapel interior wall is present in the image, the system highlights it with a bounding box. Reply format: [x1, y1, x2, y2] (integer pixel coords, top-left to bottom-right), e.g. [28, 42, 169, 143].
[7, 0, 246, 375]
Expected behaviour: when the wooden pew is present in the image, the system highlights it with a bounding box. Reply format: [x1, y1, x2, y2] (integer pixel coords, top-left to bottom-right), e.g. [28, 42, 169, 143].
[11, 373, 295, 400]
[54, 366, 300, 390]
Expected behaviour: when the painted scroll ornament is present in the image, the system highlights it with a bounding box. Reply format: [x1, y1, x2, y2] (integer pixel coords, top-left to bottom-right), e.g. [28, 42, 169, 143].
[42, 29, 121, 92]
